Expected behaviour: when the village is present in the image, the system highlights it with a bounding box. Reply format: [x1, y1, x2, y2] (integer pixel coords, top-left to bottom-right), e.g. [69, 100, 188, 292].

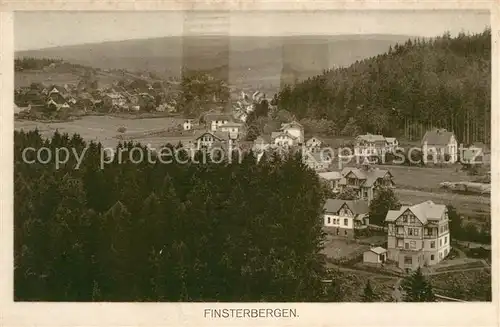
[13, 55, 492, 302]
[159, 114, 492, 301]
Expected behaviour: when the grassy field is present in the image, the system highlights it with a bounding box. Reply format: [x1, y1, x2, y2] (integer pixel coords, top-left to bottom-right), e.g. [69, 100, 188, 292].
[321, 234, 370, 260]
[374, 164, 490, 223]
[381, 165, 477, 191]
[15, 115, 185, 149]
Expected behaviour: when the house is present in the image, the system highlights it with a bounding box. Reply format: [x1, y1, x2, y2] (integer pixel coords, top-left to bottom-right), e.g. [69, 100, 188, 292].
[385, 200, 451, 271]
[354, 134, 387, 157]
[219, 122, 243, 140]
[14, 103, 29, 115]
[46, 97, 70, 111]
[305, 137, 323, 152]
[461, 142, 485, 165]
[323, 199, 370, 238]
[21, 89, 44, 106]
[48, 85, 67, 97]
[338, 166, 395, 203]
[253, 135, 272, 153]
[421, 128, 458, 164]
[271, 131, 298, 147]
[183, 119, 193, 131]
[303, 152, 331, 172]
[280, 121, 304, 144]
[194, 130, 231, 150]
[205, 113, 233, 132]
[363, 247, 388, 265]
[103, 93, 127, 108]
[318, 171, 342, 194]
[385, 137, 399, 153]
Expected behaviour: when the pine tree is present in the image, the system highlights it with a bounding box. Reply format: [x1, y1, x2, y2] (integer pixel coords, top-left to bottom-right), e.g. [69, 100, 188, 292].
[401, 267, 435, 302]
[362, 280, 377, 302]
[369, 187, 401, 226]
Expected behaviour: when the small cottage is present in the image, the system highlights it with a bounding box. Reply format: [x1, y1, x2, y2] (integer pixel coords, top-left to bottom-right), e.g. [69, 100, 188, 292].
[363, 247, 388, 265]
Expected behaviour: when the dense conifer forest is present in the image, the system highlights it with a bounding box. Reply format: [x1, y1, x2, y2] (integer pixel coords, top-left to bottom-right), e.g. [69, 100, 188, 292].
[274, 29, 491, 144]
[14, 130, 330, 301]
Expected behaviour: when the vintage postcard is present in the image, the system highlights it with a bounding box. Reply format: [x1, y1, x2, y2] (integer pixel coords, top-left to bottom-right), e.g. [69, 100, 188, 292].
[0, 2, 498, 327]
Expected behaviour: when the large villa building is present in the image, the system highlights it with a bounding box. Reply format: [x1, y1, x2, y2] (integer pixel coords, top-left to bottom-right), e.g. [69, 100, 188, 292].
[385, 200, 451, 271]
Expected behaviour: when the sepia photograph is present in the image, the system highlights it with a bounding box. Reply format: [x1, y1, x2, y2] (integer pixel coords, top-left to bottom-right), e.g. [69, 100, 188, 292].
[10, 8, 493, 308]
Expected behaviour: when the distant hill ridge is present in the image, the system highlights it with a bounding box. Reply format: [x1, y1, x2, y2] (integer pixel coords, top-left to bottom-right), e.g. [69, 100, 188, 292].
[16, 34, 415, 77]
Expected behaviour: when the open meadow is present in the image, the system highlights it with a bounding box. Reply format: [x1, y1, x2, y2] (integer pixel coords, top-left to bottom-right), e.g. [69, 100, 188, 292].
[381, 165, 490, 224]
[15, 115, 185, 149]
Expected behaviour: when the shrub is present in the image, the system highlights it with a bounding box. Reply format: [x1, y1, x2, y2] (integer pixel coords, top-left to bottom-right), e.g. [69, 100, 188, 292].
[117, 126, 127, 133]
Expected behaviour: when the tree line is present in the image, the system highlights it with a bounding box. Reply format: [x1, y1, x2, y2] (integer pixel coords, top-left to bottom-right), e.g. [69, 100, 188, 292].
[15, 57, 63, 71]
[14, 129, 328, 301]
[273, 29, 491, 144]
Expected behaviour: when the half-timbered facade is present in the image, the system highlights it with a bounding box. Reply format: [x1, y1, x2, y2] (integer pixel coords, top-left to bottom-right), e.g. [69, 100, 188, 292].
[385, 200, 450, 271]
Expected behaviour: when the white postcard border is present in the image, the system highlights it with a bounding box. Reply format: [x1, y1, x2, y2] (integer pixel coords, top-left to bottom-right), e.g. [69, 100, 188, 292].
[1, 2, 499, 327]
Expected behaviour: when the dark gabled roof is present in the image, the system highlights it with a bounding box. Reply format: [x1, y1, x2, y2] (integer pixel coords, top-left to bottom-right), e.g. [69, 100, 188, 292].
[271, 131, 298, 140]
[340, 167, 392, 187]
[48, 85, 67, 94]
[281, 120, 303, 130]
[421, 128, 455, 146]
[323, 199, 369, 215]
[194, 130, 229, 141]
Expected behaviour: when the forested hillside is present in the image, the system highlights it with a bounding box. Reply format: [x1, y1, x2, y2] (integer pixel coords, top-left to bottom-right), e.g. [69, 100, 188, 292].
[14, 130, 329, 301]
[274, 29, 491, 144]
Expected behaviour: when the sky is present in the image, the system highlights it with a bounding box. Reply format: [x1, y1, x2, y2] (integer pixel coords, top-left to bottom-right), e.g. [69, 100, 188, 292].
[14, 10, 491, 51]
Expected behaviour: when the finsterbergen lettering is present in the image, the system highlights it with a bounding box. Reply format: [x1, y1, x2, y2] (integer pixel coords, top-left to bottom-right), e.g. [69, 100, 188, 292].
[203, 308, 298, 319]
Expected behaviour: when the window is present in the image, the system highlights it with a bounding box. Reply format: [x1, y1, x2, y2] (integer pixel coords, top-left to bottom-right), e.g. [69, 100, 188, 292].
[439, 252, 443, 259]
[397, 239, 403, 247]
[363, 190, 368, 198]
[403, 215, 408, 223]
[440, 239, 442, 246]
[414, 229, 419, 236]
[408, 228, 413, 236]
[404, 256, 412, 265]
[405, 243, 409, 249]
[327, 217, 331, 224]
[344, 230, 348, 236]
[445, 237, 447, 244]
[410, 241, 416, 249]
[409, 216, 415, 223]
[445, 249, 448, 256]
[344, 219, 348, 226]
[431, 254, 435, 261]
[430, 241, 435, 249]
[397, 227, 403, 235]
[336, 228, 339, 235]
